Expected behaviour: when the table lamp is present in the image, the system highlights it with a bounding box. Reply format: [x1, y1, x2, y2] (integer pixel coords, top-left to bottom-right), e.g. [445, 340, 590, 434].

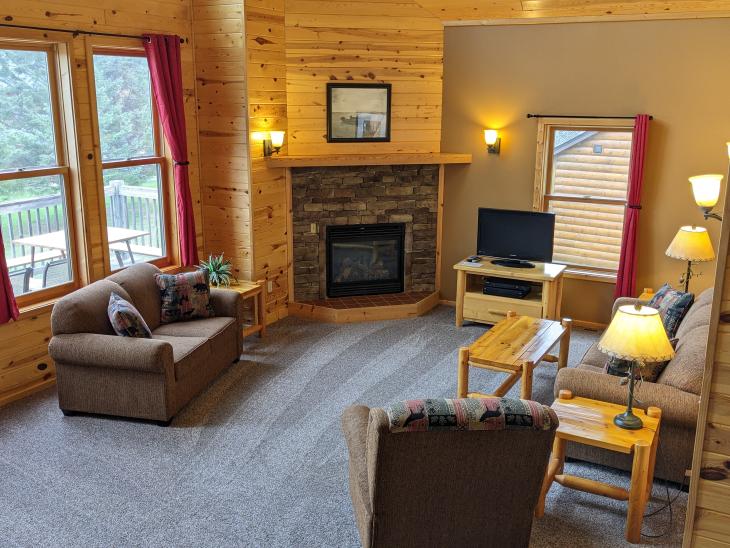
[598, 304, 675, 430]
[665, 225, 715, 292]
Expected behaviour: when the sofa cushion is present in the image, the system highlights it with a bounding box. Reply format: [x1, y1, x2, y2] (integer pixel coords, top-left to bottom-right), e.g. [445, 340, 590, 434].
[675, 301, 712, 339]
[153, 317, 235, 339]
[579, 342, 607, 368]
[648, 283, 694, 338]
[695, 287, 714, 307]
[51, 280, 131, 336]
[385, 398, 557, 433]
[151, 334, 210, 381]
[577, 363, 605, 374]
[155, 270, 214, 324]
[108, 262, 162, 330]
[108, 292, 152, 338]
[658, 324, 708, 395]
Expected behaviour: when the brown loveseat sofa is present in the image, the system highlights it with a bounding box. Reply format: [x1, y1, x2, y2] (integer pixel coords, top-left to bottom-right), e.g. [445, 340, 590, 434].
[555, 287, 712, 483]
[49, 263, 244, 424]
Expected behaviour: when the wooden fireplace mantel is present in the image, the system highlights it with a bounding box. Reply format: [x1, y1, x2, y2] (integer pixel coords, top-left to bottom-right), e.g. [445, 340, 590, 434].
[265, 152, 472, 168]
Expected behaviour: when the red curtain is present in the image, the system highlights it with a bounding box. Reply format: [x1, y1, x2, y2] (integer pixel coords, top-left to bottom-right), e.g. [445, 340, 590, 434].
[143, 34, 199, 266]
[614, 114, 651, 298]
[0, 227, 19, 324]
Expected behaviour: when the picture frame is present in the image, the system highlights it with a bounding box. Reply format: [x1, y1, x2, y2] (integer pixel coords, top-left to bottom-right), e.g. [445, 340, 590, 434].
[326, 83, 392, 143]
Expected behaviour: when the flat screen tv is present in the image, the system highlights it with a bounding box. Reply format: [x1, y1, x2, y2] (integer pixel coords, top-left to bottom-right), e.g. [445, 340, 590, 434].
[477, 208, 555, 265]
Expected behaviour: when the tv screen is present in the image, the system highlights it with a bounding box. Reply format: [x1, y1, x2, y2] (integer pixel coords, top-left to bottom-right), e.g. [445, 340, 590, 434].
[477, 208, 555, 263]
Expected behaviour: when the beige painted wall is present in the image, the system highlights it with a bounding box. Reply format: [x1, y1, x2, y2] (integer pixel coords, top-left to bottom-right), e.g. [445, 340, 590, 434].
[440, 19, 730, 325]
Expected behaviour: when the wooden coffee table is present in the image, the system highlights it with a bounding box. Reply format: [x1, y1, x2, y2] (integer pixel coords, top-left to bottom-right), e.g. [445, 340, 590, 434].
[457, 311, 572, 400]
[535, 390, 662, 544]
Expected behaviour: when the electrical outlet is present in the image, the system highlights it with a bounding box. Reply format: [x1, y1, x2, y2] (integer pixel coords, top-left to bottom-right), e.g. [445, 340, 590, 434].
[267, 280, 273, 293]
[310, 223, 318, 233]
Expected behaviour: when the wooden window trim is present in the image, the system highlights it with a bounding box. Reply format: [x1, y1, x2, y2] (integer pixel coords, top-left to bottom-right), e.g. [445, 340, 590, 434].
[86, 42, 176, 275]
[0, 39, 82, 308]
[533, 117, 635, 277]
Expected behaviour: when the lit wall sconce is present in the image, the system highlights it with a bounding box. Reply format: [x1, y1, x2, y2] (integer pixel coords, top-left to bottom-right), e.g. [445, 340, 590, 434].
[484, 129, 501, 154]
[690, 174, 723, 222]
[252, 130, 286, 157]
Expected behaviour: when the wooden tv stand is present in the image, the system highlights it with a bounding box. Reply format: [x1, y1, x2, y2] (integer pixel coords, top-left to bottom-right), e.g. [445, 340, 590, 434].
[453, 257, 566, 326]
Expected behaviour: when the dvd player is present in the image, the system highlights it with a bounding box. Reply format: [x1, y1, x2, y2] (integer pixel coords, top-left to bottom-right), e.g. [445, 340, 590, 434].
[483, 277, 532, 299]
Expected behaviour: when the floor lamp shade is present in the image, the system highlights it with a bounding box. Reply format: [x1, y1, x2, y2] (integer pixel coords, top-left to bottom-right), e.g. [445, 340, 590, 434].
[665, 226, 715, 263]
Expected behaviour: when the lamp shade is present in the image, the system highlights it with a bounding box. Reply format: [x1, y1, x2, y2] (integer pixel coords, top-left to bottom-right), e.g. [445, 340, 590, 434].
[598, 305, 675, 362]
[270, 130, 285, 148]
[484, 129, 499, 146]
[689, 174, 723, 208]
[665, 225, 715, 262]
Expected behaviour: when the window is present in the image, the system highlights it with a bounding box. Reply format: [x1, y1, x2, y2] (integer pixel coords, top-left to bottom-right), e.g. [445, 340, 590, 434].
[534, 119, 635, 277]
[0, 43, 75, 300]
[92, 51, 168, 270]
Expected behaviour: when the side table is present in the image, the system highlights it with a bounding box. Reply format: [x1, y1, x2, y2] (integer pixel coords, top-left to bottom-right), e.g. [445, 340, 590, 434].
[535, 390, 662, 544]
[227, 281, 266, 339]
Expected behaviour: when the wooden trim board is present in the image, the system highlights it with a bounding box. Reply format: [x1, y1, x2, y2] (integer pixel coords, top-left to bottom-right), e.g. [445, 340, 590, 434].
[289, 291, 439, 323]
[265, 153, 471, 168]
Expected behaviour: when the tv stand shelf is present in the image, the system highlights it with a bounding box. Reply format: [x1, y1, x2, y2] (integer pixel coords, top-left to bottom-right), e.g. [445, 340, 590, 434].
[453, 257, 566, 326]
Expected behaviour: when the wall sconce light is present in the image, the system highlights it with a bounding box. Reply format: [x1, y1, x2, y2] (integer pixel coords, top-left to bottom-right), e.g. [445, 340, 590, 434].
[690, 174, 723, 222]
[484, 129, 501, 154]
[252, 131, 286, 157]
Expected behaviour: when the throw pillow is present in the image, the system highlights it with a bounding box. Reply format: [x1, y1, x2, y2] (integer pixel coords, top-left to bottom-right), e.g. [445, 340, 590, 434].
[108, 292, 152, 338]
[648, 283, 694, 338]
[155, 270, 215, 324]
[604, 337, 678, 383]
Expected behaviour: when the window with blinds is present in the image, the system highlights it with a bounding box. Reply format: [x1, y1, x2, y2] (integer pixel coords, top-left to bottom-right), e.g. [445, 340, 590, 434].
[535, 123, 634, 275]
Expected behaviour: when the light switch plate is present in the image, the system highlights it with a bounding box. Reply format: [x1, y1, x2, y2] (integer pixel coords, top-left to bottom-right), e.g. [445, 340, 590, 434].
[267, 280, 273, 293]
[311, 223, 318, 233]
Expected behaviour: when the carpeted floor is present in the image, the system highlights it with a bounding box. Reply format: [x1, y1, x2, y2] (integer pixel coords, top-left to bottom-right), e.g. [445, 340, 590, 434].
[0, 306, 686, 547]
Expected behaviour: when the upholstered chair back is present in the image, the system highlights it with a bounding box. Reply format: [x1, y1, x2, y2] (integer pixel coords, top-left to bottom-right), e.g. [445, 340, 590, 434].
[342, 398, 558, 548]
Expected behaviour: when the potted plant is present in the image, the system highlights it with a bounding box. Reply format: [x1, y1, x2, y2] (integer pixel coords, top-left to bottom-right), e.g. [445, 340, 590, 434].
[199, 253, 237, 287]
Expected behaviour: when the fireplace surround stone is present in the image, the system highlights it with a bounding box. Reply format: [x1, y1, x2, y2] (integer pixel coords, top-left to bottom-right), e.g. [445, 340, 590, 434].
[291, 164, 439, 302]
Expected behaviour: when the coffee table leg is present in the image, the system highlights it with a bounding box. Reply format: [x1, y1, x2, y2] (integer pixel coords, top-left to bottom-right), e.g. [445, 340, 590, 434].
[626, 440, 651, 543]
[520, 360, 534, 400]
[558, 318, 572, 370]
[457, 347, 469, 398]
[536, 435, 566, 518]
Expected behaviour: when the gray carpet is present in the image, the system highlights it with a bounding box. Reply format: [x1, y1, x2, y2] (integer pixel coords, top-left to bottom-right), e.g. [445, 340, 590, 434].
[0, 306, 686, 547]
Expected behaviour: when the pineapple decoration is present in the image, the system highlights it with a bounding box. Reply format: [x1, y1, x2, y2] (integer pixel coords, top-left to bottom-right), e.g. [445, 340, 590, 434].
[199, 253, 237, 287]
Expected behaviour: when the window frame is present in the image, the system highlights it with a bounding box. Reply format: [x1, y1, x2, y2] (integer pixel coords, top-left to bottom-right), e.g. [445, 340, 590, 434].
[0, 39, 80, 306]
[533, 117, 636, 282]
[87, 44, 174, 274]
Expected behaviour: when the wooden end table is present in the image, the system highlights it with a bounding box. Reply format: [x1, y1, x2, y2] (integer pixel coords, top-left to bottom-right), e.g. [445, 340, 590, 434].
[535, 390, 662, 544]
[457, 311, 572, 400]
[226, 281, 266, 339]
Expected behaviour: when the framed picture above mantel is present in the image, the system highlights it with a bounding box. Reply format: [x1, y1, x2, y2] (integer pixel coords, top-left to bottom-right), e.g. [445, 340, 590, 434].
[326, 83, 392, 143]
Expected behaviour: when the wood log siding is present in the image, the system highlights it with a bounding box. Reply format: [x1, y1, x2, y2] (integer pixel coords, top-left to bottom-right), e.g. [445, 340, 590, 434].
[546, 130, 632, 272]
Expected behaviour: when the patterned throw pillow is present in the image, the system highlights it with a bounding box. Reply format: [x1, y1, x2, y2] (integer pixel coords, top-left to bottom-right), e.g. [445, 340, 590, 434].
[604, 337, 678, 382]
[648, 283, 694, 338]
[155, 270, 215, 324]
[108, 292, 152, 338]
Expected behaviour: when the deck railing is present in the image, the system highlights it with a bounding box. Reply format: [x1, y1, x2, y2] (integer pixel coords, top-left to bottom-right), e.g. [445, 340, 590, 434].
[2, 181, 162, 267]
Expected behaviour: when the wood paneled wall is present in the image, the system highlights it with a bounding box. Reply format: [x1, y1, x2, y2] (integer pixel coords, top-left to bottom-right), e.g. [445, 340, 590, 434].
[192, 0, 252, 280]
[685, 194, 730, 546]
[0, 0, 203, 406]
[246, 0, 289, 323]
[285, 0, 444, 156]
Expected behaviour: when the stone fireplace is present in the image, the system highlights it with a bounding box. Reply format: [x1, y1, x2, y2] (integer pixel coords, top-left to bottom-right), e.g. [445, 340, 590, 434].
[291, 164, 439, 302]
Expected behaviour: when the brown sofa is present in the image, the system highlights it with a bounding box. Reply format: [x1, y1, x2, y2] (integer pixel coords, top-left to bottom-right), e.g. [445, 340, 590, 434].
[48, 263, 244, 424]
[341, 401, 557, 548]
[555, 287, 712, 483]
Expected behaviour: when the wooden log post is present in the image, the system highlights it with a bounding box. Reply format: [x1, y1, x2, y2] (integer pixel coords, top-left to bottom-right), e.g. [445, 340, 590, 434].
[457, 347, 470, 398]
[626, 440, 652, 543]
[558, 318, 572, 370]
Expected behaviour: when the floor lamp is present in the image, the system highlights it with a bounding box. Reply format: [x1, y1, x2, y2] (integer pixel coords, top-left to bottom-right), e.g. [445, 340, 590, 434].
[665, 226, 715, 292]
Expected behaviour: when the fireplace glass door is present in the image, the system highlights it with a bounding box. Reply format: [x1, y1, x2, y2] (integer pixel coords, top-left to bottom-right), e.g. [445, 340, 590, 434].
[326, 223, 405, 297]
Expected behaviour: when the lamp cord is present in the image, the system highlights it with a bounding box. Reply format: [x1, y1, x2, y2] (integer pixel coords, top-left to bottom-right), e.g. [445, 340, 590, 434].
[640, 455, 688, 539]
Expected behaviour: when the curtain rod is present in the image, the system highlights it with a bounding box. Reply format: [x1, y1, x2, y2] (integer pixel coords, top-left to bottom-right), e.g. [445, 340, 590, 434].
[0, 23, 186, 43]
[527, 114, 653, 120]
